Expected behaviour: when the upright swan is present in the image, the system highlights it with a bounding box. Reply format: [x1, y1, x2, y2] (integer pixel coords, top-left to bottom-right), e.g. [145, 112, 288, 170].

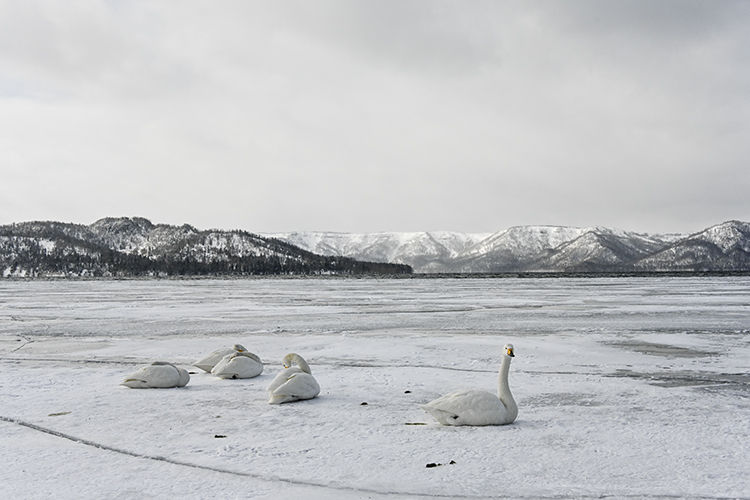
[266, 353, 320, 404]
[421, 343, 518, 426]
[194, 344, 247, 373]
[121, 362, 190, 389]
[211, 350, 264, 379]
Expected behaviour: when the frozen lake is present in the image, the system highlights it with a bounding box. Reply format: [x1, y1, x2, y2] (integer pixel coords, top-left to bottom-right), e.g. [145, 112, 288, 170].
[1, 276, 750, 499]
[2, 275, 749, 338]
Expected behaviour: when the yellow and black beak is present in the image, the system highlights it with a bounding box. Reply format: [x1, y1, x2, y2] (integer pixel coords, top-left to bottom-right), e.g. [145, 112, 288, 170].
[507, 347, 515, 357]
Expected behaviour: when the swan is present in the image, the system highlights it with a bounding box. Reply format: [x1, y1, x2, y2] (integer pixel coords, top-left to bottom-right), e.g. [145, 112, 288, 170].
[421, 343, 518, 426]
[121, 362, 190, 388]
[211, 350, 264, 379]
[266, 353, 320, 404]
[194, 344, 247, 372]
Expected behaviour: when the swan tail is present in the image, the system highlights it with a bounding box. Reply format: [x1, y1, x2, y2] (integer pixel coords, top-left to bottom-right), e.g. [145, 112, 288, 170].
[268, 394, 291, 405]
[121, 378, 148, 388]
[420, 404, 460, 425]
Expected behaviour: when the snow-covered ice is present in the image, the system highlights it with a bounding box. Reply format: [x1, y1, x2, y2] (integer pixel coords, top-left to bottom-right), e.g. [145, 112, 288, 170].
[1, 276, 749, 499]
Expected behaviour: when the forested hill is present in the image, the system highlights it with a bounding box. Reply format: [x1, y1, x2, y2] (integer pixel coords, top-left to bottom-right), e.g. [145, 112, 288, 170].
[0, 217, 412, 277]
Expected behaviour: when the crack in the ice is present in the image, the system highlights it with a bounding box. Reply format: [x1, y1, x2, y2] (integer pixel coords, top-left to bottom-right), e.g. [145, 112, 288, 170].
[0, 356, 147, 366]
[0, 356, 500, 373]
[1, 415, 746, 500]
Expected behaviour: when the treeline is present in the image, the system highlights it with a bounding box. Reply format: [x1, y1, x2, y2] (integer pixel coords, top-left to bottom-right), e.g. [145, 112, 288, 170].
[0, 221, 412, 277]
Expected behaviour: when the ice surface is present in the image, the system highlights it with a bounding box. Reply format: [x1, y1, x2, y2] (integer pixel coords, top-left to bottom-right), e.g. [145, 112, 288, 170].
[1, 276, 749, 499]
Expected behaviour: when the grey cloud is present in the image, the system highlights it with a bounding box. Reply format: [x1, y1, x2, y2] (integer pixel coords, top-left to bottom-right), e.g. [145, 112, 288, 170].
[544, 0, 748, 40]
[0, 1, 748, 234]
[253, 0, 503, 76]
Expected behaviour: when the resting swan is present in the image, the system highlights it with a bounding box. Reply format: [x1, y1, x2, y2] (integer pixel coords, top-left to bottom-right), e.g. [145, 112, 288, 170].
[121, 362, 190, 388]
[211, 350, 263, 379]
[421, 343, 518, 426]
[266, 353, 320, 404]
[194, 344, 247, 373]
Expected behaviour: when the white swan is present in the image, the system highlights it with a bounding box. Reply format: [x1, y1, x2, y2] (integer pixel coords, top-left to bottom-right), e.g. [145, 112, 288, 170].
[421, 343, 518, 426]
[266, 353, 320, 404]
[211, 351, 264, 379]
[121, 362, 190, 389]
[194, 344, 247, 372]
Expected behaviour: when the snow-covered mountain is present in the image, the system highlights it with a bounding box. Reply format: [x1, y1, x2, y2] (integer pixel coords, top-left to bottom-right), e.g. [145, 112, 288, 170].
[270, 231, 490, 273]
[448, 225, 591, 272]
[632, 221, 750, 272]
[520, 227, 684, 273]
[269, 221, 750, 273]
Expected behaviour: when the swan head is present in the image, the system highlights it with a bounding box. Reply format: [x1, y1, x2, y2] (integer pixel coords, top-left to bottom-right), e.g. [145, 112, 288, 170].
[232, 344, 247, 353]
[282, 353, 296, 369]
[281, 353, 312, 373]
[504, 344, 515, 358]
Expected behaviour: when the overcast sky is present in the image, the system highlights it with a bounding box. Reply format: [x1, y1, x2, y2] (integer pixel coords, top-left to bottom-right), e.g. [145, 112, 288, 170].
[1, 1, 749, 235]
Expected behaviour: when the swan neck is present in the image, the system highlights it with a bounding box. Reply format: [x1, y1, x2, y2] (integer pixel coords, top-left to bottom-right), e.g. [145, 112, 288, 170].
[289, 354, 311, 373]
[242, 352, 261, 363]
[497, 355, 518, 421]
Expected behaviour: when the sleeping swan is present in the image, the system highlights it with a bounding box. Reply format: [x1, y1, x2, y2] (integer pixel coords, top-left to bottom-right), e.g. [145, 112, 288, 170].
[211, 350, 264, 379]
[266, 353, 320, 404]
[194, 344, 247, 373]
[421, 343, 518, 426]
[121, 362, 190, 388]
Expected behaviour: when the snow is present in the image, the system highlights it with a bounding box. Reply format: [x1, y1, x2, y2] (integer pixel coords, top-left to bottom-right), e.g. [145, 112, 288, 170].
[462, 225, 589, 259]
[1, 276, 750, 499]
[266, 230, 492, 263]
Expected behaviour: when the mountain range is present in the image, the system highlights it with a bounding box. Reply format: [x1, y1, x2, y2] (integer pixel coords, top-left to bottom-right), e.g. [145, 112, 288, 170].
[2, 218, 749, 277]
[267, 220, 750, 273]
[0, 218, 410, 277]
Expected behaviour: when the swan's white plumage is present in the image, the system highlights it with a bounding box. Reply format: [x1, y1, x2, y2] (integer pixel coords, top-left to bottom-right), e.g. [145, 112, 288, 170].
[194, 344, 247, 372]
[211, 351, 263, 379]
[421, 343, 518, 426]
[421, 390, 513, 426]
[266, 353, 320, 404]
[121, 362, 190, 389]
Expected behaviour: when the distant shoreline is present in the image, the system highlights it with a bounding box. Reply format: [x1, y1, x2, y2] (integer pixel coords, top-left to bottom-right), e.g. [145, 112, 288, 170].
[3, 270, 750, 281]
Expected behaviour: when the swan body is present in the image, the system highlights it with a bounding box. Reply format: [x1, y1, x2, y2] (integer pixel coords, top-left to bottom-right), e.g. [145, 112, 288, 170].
[266, 353, 320, 404]
[121, 362, 190, 389]
[421, 343, 517, 426]
[194, 344, 247, 372]
[211, 351, 263, 379]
